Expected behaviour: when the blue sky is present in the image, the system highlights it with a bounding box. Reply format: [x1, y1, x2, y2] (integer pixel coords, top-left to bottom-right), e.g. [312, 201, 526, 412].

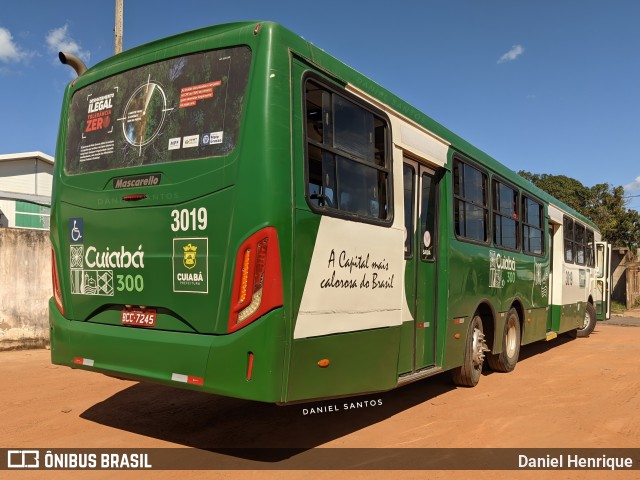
[1, 0, 639, 209]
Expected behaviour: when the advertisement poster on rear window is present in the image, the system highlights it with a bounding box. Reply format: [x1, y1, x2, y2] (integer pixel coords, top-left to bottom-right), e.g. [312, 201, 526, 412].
[65, 46, 251, 175]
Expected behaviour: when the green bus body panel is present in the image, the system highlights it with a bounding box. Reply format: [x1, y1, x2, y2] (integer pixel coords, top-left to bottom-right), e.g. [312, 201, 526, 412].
[58, 188, 234, 332]
[553, 302, 585, 333]
[397, 320, 414, 374]
[50, 299, 286, 402]
[550, 301, 592, 335]
[550, 305, 561, 332]
[521, 308, 549, 345]
[286, 327, 400, 402]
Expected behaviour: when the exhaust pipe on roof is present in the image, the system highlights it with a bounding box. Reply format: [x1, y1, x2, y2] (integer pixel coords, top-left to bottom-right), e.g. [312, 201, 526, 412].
[58, 52, 88, 77]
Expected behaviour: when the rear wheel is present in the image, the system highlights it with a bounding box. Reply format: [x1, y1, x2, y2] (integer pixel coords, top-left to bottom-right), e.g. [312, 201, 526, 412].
[487, 307, 521, 372]
[451, 315, 487, 387]
[576, 302, 597, 338]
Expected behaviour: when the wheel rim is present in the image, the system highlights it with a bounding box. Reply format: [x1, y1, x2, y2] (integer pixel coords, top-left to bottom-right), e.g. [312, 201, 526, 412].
[581, 310, 590, 329]
[505, 318, 517, 358]
[471, 322, 486, 368]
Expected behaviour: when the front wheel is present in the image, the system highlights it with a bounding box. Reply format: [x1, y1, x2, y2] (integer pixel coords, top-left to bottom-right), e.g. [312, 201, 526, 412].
[487, 307, 521, 372]
[451, 315, 487, 387]
[576, 302, 597, 338]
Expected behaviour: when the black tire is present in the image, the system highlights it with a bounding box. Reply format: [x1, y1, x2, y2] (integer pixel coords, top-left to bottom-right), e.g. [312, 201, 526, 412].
[487, 307, 521, 373]
[451, 315, 486, 387]
[576, 302, 597, 338]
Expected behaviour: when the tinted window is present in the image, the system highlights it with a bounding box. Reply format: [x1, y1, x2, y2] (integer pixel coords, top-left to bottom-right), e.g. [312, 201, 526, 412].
[66, 46, 251, 175]
[522, 197, 544, 255]
[454, 159, 488, 242]
[575, 223, 586, 265]
[493, 180, 519, 250]
[333, 96, 375, 162]
[305, 80, 390, 222]
[420, 172, 437, 260]
[404, 164, 415, 257]
[564, 216, 574, 263]
[586, 229, 595, 267]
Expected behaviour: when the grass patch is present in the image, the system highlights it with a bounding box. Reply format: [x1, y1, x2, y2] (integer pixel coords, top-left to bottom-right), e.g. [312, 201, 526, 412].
[611, 301, 626, 314]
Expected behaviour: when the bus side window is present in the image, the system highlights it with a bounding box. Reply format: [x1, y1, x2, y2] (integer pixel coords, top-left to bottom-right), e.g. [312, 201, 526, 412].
[453, 158, 488, 243]
[586, 228, 595, 267]
[575, 223, 586, 265]
[304, 78, 390, 222]
[404, 164, 416, 257]
[306, 86, 326, 144]
[563, 216, 574, 263]
[307, 146, 336, 208]
[493, 179, 519, 250]
[522, 196, 544, 255]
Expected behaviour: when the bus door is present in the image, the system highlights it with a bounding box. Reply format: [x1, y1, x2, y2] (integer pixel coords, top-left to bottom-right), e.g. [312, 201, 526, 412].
[595, 242, 611, 320]
[403, 158, 438, 370]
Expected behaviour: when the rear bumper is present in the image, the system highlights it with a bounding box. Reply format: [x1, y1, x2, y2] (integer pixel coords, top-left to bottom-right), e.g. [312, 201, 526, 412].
[49, 298, 284, 402]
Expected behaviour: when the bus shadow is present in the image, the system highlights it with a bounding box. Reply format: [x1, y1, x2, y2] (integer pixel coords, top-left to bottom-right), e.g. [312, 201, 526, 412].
[80, 334, 582, 464]
[80, 373, 454, 462]
[481, 333, 580, 377]
[518, 333, 576, 362]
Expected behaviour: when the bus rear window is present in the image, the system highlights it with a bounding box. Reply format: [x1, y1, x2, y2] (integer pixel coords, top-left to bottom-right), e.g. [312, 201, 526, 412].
[65, 46, 251, 175]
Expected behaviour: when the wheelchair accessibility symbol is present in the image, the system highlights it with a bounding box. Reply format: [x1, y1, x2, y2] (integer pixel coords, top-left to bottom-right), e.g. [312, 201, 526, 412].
[70, 218, 84, 243]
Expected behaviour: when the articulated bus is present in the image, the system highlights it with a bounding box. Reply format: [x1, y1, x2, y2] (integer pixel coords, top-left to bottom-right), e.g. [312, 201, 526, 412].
[50, 21, 611, 403]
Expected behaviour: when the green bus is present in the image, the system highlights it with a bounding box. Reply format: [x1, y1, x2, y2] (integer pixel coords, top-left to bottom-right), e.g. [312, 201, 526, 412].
[50, 21, 611, 403]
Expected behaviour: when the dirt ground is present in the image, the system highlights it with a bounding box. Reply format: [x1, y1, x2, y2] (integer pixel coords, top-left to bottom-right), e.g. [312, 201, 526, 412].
[2, 321, 639, 480]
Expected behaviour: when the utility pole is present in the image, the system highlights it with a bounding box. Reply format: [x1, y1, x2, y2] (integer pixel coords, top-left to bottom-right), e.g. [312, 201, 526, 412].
[114, 0, 124, 54]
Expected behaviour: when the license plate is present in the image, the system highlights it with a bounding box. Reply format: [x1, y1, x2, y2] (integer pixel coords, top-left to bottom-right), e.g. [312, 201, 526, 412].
[121, 308, 157, 327]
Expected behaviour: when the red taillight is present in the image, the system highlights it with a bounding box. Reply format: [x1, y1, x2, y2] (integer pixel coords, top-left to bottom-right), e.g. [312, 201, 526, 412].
[122, 194, 148, 201]
[229, 227, 283, 332]
[52, 248, 64, 315]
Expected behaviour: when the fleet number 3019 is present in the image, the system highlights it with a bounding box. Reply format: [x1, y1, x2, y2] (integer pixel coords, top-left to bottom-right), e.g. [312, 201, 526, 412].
[170, 208, 207, 232]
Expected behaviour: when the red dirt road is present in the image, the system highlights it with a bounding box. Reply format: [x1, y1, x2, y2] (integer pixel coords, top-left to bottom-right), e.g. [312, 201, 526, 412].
[2, 322, 639, 480]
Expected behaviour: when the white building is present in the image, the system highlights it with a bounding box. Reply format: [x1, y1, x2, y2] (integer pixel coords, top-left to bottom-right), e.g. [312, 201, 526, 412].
[0, 152, 54, 229]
